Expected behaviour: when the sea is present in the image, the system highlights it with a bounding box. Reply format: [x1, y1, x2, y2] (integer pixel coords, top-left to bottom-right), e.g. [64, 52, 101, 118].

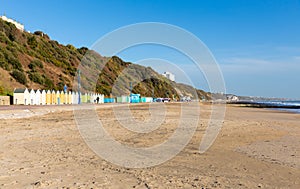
[255, 100, 300, 114]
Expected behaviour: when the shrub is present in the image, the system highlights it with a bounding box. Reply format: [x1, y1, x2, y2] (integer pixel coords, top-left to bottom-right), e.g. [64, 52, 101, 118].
[8, 33, 15, 41]
[0, 85, 3, 95]
[28, 72, 44, 85]
[7, 57, 23, 71]
[0, 31, 9, 43]
[10, 70, 27, 85]
[0, 51, 9, 70]
[44, 76, 54, 89]
[27, 36, 38, 49]
[67, 44, 77, 51]
[28, 59, 43, 71]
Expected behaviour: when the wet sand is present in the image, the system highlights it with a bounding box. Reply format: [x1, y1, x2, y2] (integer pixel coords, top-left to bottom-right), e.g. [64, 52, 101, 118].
[0, 103, 299, 188]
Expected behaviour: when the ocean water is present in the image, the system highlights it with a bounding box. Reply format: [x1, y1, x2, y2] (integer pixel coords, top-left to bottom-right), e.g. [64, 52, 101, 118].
[257, 100, 300, 114]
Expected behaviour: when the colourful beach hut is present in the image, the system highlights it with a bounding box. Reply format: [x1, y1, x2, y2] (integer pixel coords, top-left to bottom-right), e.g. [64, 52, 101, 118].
[141, 97, 153, 103]
[51, 90, 56, 104]
[64, 91, 68, 104]
[46, 90, 51, 105]
[68, 91, 72, 104]
[87, 93, 91, 103]
[130, 94, 140, 103]
[117, 96, 130, 103]
[81, 93, 87, 103]
[60, 91, 65, 104]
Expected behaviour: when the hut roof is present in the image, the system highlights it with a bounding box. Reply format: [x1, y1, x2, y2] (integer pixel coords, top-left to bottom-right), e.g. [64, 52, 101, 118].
[14, 88, 27, 93]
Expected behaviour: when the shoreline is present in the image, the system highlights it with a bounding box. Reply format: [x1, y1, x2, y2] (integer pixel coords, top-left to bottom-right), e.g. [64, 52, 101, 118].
[1, 102, 300, 120]
[228, 101, 300, 109]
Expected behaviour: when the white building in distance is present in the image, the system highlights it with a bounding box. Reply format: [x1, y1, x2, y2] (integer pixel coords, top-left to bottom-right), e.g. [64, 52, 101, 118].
[162, 71, 175, 82]
[0, 15, 24, 32]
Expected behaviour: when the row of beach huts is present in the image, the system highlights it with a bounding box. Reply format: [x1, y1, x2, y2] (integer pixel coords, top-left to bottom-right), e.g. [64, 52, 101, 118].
[12, 88, 154, 105]
[13, 88, 104, 105]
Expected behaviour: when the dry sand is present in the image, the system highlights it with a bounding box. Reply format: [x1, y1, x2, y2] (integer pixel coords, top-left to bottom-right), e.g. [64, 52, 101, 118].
[0, 103, 299, 188]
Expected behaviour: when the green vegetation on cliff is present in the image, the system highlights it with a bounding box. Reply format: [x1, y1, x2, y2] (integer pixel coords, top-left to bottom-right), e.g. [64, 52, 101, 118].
[0, 18, 210, 100]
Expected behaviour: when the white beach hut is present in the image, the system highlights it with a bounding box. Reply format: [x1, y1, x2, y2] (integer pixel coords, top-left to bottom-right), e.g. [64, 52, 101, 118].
[56, 91, 61, 105]
[29, 89, 36, 105]
[100, 94, 104, 103]
[13, 88, 30, 105]
[41, 90, 46, 105]
[72, 91, 77, 104]
[90, 93, 95, 103]
[34, 89, 41, 105]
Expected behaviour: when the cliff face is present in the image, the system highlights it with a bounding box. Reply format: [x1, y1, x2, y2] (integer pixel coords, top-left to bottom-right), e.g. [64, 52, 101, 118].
[0, 18, 210, 100]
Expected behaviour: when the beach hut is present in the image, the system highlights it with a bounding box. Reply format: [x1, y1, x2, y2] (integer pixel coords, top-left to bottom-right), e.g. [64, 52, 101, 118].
[13, 88, 30, 105]
[141, 97, 153, 103]
[90, 93, 95, 103]
[29, 89, 36, 105]
[82, 93, 87, 103]
[87, 93, 91, 103]
[0, 96, 10, 105]
[41, 90, 46, 105]
[130, 94, 140, 103]
[68, 91, 72, 104]
[95, 93, 102, 103]
[56, 91, 61, 105]
[117, 96, 130, 103]
[104, 97, 115, 103]
[64, 91, 68, 104]
[35, 89, 41, 105]
[51, 90, 56, 104]
[101, 94, 105, 103]
[46, 90, 51, 105]
[72, 91, 78, 104]
[60, 91, 65, 104]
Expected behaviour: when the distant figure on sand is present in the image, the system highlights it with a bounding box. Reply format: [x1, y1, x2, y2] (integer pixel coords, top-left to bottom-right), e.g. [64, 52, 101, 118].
[96, 97, 99, 104]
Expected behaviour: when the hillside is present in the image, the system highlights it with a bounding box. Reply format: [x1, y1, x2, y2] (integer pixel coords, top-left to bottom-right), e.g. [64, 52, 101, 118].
[0, 18, 211, 100]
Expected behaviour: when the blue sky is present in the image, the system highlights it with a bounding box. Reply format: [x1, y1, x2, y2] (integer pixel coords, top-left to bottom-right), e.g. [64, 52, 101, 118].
[1, 0, 300, 98]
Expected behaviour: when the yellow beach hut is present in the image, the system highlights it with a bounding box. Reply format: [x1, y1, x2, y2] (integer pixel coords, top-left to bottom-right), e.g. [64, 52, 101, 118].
[46, 90, 51, 105]
[60, 91, 65, 104]
[51, 90, 56, 104]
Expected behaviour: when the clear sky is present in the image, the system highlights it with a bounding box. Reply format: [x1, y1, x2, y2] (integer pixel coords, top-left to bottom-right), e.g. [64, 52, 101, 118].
[1, 0, 300, 98]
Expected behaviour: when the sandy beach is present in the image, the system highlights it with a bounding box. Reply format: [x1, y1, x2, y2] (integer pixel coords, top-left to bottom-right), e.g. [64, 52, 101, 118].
[0, 103, 299, 188]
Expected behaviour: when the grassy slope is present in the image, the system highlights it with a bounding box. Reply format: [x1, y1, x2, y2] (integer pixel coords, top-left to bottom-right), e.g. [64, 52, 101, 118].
[0, 18, 210, 100]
